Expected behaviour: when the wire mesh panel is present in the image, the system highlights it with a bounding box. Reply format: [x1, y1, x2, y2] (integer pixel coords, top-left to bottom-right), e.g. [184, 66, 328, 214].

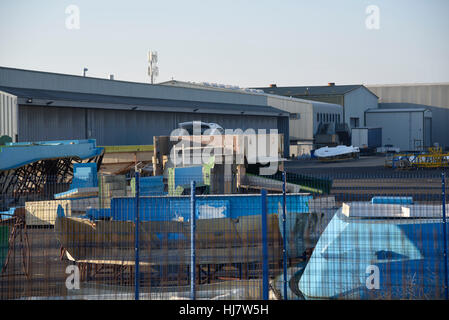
[282, 169, 449, 300]
[1, 167, 449, 300]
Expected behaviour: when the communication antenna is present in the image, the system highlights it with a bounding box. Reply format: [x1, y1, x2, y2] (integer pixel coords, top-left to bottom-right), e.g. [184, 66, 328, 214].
[148, 51, 159, 84]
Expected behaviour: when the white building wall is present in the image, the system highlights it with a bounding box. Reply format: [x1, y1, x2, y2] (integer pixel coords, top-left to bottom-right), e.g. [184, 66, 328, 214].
[267, 96, 314, 142]
[266, 96, 343, 143]
[365, 110, 428, 151]
[344, 87, 378, 127]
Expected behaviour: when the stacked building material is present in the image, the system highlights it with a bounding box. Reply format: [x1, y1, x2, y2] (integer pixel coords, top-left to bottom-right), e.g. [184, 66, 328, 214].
[98, 175, 127, 209]
[130, 176, 166, 196]
[25, 198, 98, 226]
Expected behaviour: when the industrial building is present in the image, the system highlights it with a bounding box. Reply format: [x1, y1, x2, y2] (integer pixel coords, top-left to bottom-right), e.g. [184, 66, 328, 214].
[365, 108, 432, 151]
[0, 67, 290, 155]
[254, 83, 379, 129]
[265, 95, 342, 156]
[367, 83, 449, 150]
[160, 80, 343, 156]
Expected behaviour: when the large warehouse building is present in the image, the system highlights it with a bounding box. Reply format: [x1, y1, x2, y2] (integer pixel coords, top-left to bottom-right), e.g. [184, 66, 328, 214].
[0, 67, 290, 155]
[254, 83, 378, 129]
[160, 80, 343, 156]
[367, 83, 449, 150]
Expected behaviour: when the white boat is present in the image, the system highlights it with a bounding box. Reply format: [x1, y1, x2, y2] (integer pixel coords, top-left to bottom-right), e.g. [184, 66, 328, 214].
[314, 145, 360, 161]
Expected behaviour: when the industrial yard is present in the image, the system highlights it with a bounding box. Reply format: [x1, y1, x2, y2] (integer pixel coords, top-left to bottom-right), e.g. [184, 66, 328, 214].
[1, 1, 449, 308]
[1, 66, 449, 302]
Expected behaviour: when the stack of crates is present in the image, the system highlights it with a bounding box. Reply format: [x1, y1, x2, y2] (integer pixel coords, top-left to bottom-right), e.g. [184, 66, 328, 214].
[98, 175, 127, 209]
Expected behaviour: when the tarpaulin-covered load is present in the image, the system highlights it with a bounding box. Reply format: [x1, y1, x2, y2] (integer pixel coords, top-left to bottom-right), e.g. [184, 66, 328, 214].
[54, 194, 315, 264]
[298, 200, 449, 299]
[314, 145, 360, 161]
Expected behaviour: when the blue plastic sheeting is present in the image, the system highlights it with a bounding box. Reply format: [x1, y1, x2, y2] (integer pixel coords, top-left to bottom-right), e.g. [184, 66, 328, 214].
[53, 189, 97, 200]
[84, 208, 112, 220]
[173, 166, 203, 188]
[170, 199, 231, 221]
[0, 207, 16, 220]
[109, 194, 312, 222]
[371, 196, 413, 205]
[70, 163, 98, 189]
[0, 139, 103, 171]
[139, 176, 166, 196]
[298, 206, 448, 299]
[56, 205, 65, 218]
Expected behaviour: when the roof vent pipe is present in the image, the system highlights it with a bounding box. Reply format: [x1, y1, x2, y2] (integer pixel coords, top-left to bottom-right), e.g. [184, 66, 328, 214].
[328, 82, 335, 86]
[269, 84, 277, 88]
[110, 74, 114, 80]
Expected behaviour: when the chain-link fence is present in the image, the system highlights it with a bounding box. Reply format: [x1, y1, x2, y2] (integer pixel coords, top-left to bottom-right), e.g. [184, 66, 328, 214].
[1, 168, 448, 300]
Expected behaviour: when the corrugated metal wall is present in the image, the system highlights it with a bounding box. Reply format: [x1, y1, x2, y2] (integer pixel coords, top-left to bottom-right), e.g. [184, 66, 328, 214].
[18, 105, 279, 146]
[368, 84, 449, 149]
[19, 105, 87, 142]
[365, 111, 426, 151]
[0, 91, 18, 142]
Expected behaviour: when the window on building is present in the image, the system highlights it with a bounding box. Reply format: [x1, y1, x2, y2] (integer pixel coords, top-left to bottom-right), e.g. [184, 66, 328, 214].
[337, 114, 340, 123]
[350, 117, 360, 128]
[290, 113, 301, 120]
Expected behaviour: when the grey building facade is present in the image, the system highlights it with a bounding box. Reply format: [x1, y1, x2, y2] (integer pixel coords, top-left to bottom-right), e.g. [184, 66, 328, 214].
[367, 83, 449, 150]
[255, 84, 379, 129]
[0, 67, 290, 154]
[365, 108, 432, 151]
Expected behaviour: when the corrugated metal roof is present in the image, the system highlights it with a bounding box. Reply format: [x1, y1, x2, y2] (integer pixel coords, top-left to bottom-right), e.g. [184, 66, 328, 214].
[253, 85, 364, 96]
[0, 86, 288, 117]
[379, 102, 433, 109]
[366, 107, 429, 113]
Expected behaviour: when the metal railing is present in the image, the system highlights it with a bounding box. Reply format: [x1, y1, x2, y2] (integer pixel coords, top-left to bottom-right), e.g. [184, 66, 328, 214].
[0, 169, 448, 300]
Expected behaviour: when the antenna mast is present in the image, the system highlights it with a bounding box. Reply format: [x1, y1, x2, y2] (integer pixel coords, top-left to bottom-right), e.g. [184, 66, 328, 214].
[148, 51, 159, 84]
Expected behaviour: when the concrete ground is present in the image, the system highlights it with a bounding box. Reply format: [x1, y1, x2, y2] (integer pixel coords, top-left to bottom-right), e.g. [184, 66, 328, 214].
[285, 155, 449, 178]
[285, 155, 448, 202]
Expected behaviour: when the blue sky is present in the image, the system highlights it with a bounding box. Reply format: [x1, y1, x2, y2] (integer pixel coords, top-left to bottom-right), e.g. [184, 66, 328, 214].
[1, 0, 448, 87]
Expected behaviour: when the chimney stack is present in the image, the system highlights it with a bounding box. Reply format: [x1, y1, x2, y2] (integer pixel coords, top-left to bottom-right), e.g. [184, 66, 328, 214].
[110, 74, 114, 80]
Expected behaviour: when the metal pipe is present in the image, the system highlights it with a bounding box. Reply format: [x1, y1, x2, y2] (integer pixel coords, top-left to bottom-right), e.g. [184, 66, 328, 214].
[261, 188, 269, 300]
[134, 171, 140, 300]
[442, 172, 448, 300]
[282, 171, 288, 300]
[190, 180, 196, 300]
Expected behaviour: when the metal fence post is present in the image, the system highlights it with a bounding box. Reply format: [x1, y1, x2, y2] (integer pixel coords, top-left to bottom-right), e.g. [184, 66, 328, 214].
[190, 180, 196, 300]
[442, 172, 448, 300]
[134, 171, 140, 301]
[282, 171, 288, 300]
[261, 188, 269, 300]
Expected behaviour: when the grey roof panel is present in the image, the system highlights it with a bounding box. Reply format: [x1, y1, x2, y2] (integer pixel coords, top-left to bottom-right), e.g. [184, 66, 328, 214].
[253, 85, 363, 96]
[0, 86, 288, 117]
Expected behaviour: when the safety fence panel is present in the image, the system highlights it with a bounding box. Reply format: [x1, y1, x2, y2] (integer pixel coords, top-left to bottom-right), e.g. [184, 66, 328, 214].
[0, 170, 448, 300]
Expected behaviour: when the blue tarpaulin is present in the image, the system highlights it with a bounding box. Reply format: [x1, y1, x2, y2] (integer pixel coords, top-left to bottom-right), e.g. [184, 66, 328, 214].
[299, 204, 448, 299]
